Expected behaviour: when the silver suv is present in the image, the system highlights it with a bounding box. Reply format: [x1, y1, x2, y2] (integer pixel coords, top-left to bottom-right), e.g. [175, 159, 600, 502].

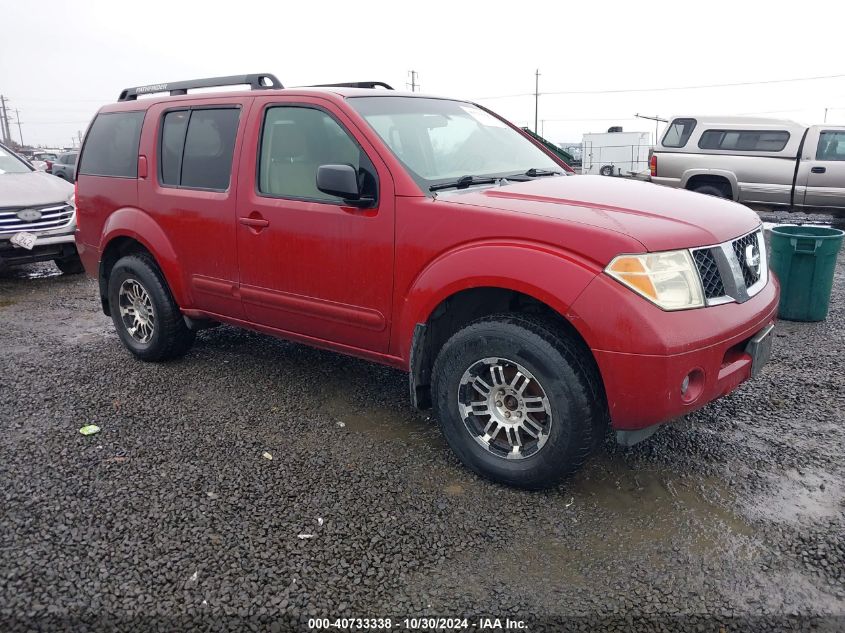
[0, 143, 82, 273]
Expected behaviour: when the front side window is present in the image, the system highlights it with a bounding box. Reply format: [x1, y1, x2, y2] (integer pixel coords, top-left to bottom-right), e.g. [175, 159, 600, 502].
[78, 111, 145, 178]
[0, 146, 32, 174]
[662, 118, 697, 148]
[698, 129, 789, 152]
[816, 131, 845, 161]
[348, 97, 561, 190]
[258, 106, 376, 203]
[159, 108, 239, 190]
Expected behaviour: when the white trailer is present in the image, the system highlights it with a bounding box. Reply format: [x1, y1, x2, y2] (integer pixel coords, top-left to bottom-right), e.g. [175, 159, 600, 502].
[581, 130, 651, 177]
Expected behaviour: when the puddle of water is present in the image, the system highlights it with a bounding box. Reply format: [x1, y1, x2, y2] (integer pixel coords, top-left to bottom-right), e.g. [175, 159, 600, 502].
[324, 392, 443, 448]
[746, 467, 844, 525]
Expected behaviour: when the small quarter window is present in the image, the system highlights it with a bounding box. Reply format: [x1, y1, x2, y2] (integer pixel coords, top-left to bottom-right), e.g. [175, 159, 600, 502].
[662, 118, 696, 148]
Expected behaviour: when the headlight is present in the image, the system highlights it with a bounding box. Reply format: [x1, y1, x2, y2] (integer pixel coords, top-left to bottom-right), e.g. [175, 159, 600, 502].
[605, 249, 704, 310]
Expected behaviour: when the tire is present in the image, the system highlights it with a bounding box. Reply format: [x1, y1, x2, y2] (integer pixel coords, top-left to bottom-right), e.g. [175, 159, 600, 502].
[54, 254, 84, 275]
[599, 165, 614, 177]
[431, 314, 603, 490]
[107, 253, 195, 361]
[692, 184, 729, 199]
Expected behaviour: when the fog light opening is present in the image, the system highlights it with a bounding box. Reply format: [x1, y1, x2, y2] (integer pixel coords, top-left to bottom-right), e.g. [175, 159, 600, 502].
[680, 369, 705, 403]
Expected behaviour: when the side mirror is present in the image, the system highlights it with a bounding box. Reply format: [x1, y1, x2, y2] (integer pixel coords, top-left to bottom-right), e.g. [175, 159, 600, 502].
[316, 164, 361, 200]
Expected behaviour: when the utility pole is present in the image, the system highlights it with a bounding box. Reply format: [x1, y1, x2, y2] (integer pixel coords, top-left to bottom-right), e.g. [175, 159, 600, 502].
[534, 69, 540, 134]
[635, 113, 668, 145]
[824, 108, 828, 123]
[0, 95, 11, 144]
[407, 70, 418, 92]
[13, 109, 23, 145]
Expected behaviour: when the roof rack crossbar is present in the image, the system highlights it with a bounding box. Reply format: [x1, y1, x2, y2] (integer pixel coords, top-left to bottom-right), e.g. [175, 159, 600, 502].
[117, 73, 283, 102]
[307, 81, 394, 90]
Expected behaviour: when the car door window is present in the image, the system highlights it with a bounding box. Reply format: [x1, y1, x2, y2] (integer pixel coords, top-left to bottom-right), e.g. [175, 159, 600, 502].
[258, 106, 376, 203]
[816, 131, 845, 161]
[159, 107, 240, 190]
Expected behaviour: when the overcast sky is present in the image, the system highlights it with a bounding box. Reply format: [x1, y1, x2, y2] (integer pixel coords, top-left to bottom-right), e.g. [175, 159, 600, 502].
[2, 0, 845, 148]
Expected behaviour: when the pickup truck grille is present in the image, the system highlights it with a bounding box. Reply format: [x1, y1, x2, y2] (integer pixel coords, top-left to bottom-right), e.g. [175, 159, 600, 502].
[0, 203, 74, 235]
[692, 229, 766, 305]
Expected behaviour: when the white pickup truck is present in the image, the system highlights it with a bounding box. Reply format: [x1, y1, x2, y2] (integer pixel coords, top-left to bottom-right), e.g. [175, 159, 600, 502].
[650, 116, 845, 209]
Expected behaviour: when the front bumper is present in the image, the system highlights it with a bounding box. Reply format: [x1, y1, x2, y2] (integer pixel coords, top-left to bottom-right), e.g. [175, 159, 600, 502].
[569, 271, 780, 431]
[0, 232, 77, 267]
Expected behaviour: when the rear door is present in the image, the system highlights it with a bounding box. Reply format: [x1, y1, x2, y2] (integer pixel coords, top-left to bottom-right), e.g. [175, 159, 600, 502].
[235, 95, 395, 353]
[796, 126, 845, 208]
[138, 97, 253, 317]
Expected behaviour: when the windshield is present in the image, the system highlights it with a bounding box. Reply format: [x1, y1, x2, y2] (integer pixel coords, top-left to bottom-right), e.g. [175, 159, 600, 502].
[0, 147, 32, 174]
[348, 97, 561, 190]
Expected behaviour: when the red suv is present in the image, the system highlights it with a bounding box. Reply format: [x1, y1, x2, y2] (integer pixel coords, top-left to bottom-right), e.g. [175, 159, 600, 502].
[75, 73, 778, 489]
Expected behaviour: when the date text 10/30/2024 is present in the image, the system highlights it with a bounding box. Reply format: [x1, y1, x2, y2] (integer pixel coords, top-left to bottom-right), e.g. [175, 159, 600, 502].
[307, 617, 527, 630]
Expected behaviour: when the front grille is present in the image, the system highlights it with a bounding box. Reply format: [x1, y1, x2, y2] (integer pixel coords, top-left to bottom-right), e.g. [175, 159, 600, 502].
[732, 231, 762, 288]
[692, 248, 725, 299]
[0, 203, 74, 235]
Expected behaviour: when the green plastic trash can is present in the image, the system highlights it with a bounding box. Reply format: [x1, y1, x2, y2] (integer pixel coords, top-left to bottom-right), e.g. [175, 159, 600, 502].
[768, 225, 844, 322]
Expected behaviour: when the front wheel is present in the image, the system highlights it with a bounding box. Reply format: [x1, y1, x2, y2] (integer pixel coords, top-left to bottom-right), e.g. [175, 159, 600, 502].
[107, 254, 195, 361]
[432, 314, 603, 489]
[54, 253, 84, 274]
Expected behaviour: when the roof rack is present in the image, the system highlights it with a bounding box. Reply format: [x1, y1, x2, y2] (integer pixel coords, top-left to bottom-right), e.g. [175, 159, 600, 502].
[117, 73, 282, 102]
[307, 81, 394, 90]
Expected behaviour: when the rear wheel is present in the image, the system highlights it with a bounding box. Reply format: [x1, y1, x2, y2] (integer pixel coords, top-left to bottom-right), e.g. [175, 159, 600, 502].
[107, 254, 195, 361]
[432, 314, 602, 489]
[692, 184, 729, 199]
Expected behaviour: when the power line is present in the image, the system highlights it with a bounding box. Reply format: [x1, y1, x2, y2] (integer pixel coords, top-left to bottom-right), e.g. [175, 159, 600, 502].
[471, 72, 845, 100]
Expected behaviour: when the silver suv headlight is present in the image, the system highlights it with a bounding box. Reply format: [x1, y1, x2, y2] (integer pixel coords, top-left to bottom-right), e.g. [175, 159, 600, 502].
[605, 249, 704, 311]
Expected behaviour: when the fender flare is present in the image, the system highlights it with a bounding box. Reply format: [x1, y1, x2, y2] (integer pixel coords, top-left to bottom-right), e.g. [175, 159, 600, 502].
[681, 169, 738, 200]
[99, 207, 191, 307]
[396, 241, 601, 363]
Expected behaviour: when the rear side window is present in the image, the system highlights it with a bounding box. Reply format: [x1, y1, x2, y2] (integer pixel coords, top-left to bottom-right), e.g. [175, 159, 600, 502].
[78, 111, 145, 178]
[699, 129, 789, 152]
[816, 131, 845, 161]
[159, 108, 240, 190]
[662, 118, 696, 148]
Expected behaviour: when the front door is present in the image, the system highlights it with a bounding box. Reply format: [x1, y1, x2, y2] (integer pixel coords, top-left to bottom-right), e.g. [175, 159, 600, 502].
[797, 128, 845, 208]
[235, 97, 395, 353]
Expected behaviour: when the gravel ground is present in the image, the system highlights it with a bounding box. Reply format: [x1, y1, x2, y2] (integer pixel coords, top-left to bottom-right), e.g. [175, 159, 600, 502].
[1, 214, 843, 632]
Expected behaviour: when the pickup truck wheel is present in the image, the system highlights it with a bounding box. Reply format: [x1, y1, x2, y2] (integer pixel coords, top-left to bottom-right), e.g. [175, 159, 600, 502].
[54, 254, 84, 274]
[432, 314, 599, 489]
[692, 184, 729, 199]
[107, 254, 195, 361]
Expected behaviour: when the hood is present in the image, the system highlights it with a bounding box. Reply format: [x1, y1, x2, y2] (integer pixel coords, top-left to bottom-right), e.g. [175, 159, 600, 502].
[0, 171, 74, 208]
[443, 175, 761, 251]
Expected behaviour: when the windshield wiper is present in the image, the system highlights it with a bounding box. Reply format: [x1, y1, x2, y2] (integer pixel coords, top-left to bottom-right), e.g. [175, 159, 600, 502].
[429, 175, 501, 192]
[524, 168, 562, 177]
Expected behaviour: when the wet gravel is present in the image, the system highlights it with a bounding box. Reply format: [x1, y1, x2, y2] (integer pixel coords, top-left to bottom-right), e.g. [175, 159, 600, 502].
[1, 214, 843, 632]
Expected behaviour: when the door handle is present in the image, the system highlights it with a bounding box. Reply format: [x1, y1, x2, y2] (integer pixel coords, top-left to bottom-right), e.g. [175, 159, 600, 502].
[239, 216, 270, 228]
[811, 166, 826, 174]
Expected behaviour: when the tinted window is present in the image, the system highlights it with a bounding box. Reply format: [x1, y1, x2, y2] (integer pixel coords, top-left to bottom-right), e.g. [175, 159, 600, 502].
[816, 131, 845, 161]
[0, 146, 31, 174]
[160, 110, 189, 185]
[159, 108, 239, 190]
[662, 118, 696, 148]
[68, 154, 77, 166]
[78, 111, 144, 178]
[258, 106, 376, 203]
[698, 129, 789, 152]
